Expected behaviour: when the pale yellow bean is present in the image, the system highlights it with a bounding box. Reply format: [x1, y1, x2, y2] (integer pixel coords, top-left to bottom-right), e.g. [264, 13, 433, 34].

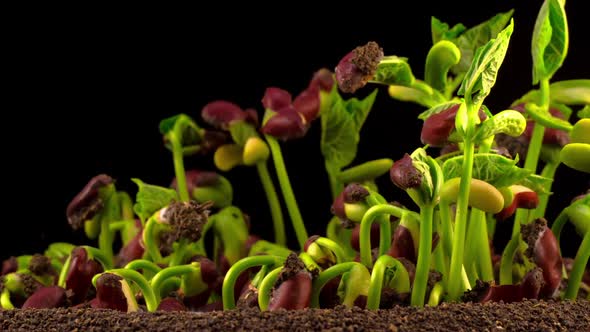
[440, 178, 504, 213]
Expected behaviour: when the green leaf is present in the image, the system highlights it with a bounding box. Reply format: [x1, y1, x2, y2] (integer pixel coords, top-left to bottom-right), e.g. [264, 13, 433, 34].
[159, 115, 181, 134]
[435, 10, 514, 75]
[418, 101, 462, 120]
[431, 17, 466, 44]
[372, 56, 415, 86]
[131, 178, 178, 222]
[519, 174, 553, 195]
[458, 20, 514, 105]
[473, 110, 527, 142]
[532, 0, 569, 84]
[525, 103, 573, 131]
[578, 105, 590, 119]
[549, 80, 590, 105]
[442, 153, 532, 188]
[320, 89, 378, 169]
[159, 114, 203, 149]
[228, 121, 259, 146]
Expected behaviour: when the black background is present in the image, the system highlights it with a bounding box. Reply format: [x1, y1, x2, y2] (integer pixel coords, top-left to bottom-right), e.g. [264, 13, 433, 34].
[3, 2, 588, 259]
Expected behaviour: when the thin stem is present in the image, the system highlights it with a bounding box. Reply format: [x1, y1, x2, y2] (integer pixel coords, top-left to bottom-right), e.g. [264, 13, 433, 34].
[359, 204, 405, 268]
[169, 131, 189, 202]
[433, 244, 448, 286]
[411, 204, 434, 307]
[427, 282, 445, 306]
[447, 138, 475, 301]
[257, 266, 282, 311]
[265, 135, 308, 249]
[326, 162, 342, 200]
[248, 240, 292, 258]
[142, 216, 163, 263]
[299, 252, 322, 272]
[316, 237, 348, 263]
[472, 210, 493, 281]
[222, 255, 284, 310]
[310, 262, 361, 308]
[124, 259, 162, 275]
[551, 207, 569, 246]
[98, 194, 118, 266]
[326, 217, 357, 259]
[169, 239, 188, 266]
[366, 255, 410, 309]
[0, 289, 13, 310]
[534, 161, 559, 219]
[150, 264, 198, 302]
[338, 159, 393, 184]
[94, 269, 157, 312]
[499, 235, 520, 285]
[514, 78, 550, 231]
[439, 203, 454, 260]
[256, 162, 286, 246]
[57, 255, 72, 287]
[83, 245, 112, 270]
[565, 231, 590, 300]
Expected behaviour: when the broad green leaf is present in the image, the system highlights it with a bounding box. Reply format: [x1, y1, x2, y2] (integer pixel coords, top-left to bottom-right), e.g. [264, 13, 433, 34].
[442, 153, 532, 188]
[228, 121, 259, 146]
[525, 103, 573, 131]
[434, 10, 514, 75]
[388, 84, 446, 108]
[473, 110, 526, 142]
[458, 20, 514, 105]
[519, 174, 553, 194]
[372, 56, 415, 86]
[321, 89, 378, 169]
[132, 178, 178, 222]
[431, 17, 466, 44]
[532, 0, 569, 84]
[418, 101, 462, 120]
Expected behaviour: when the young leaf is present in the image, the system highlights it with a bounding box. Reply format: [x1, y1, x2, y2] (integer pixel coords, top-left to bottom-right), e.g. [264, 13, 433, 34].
[371, 56, 415, 86]
[578, 105, 590, 119]
[525, 103, 573, 132]
[512, 80, 590, 107]
[458, 20, 514, 104]
[473, 110, 527, 142]
[159, 114, 203, 149]
[434, 10, 514, 75]
[228, 121, 259, 146]
[131, 178, 178, 222]
[418, 101, 462, 120]
[442, 153, 532, 188]
[321, 89, 378, 169]
[532, 0, 569, 84]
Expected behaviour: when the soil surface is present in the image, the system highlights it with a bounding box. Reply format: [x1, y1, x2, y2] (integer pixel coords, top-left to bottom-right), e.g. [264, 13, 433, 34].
[1, 300, 588, 331]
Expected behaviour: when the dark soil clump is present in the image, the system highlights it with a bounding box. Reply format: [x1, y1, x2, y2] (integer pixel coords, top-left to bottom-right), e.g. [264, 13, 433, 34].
[1, 300, 588, 331]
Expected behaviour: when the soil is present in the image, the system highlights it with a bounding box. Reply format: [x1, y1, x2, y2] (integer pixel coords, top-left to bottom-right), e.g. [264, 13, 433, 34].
[1, 300, 588, 331]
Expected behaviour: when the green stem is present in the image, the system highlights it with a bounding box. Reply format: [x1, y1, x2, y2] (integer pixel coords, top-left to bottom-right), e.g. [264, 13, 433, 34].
[447, 138, 475, 301]
[359, 204, 405, 268]
[124, 259, 162, 275]
[427, 282, 445, 306]
[265, 135, 308, 249]
[257, 266, 282, 311]
[143, 215, 163, 263]
[439, 203, 454, 260]
[534, 161, 559, 219]
[150, 264, 198, 302]
[565, 231, 590, 300]
[366, 255, 410, 309]
[299, 252, 322, 272]
[83, 245, 112, 270]
[326, 217, 356, 259]
[310, 262, 361, 308]
[337, 159, 394, 184]
[169, 239, 188, 266]
[222, 255, 285, 310]
[411, 205, 434, 307]
[94, 269, 157, 312]
[514, 78, 550, 231]
[551, 208, 569, 247]
[248, 240, 292, 258]
[315, 237, 348, 263]
[326, 162, 342, 200]
[499, 235, 520, 285]
[97, 195, 118, 266]
[256, 162, 287, 246]
[472, 210, 493, 282]
[57, 255, 72, 287]
[433, 244, 448, 286]
[0, 289, 13, 309]
[169, 131, 189, 202]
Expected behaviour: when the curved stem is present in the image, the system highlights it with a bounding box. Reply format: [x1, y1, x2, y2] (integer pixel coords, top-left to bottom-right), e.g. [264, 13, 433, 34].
[169, 131, 189, 202]
[265, 135, 308, 249]
[427, 282, 445, 307]
[565, 231, 590, 300]
[1, 289, 14, 310]
[57, 255, 72, 287]
[299, 252, 321, 272]
[256, 162, 287, 246]
[248, 240, 292, 258]
[447, 137, 475, 301]
[366, 255, 410, 309]
[326, 217, 356, 259]
[338, 159, 393, 184]
[499, 235, 520, 285]
[169, 239, 188, 266]
[315, 237, 348, 263]
[95, 269, 157, 312]
[359, 204, 405, 268]
[125, 259, 162, 275]
[151, 264, 198, 302]
[311, 262, 361, 308]
[257, 266, 282, 311]
[83, 245, 112, 270]
[533, 161, 559, 219]
[411, 204, 434, 307]
[222, 255, 285, 310]
[143, 215, 163, 263]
